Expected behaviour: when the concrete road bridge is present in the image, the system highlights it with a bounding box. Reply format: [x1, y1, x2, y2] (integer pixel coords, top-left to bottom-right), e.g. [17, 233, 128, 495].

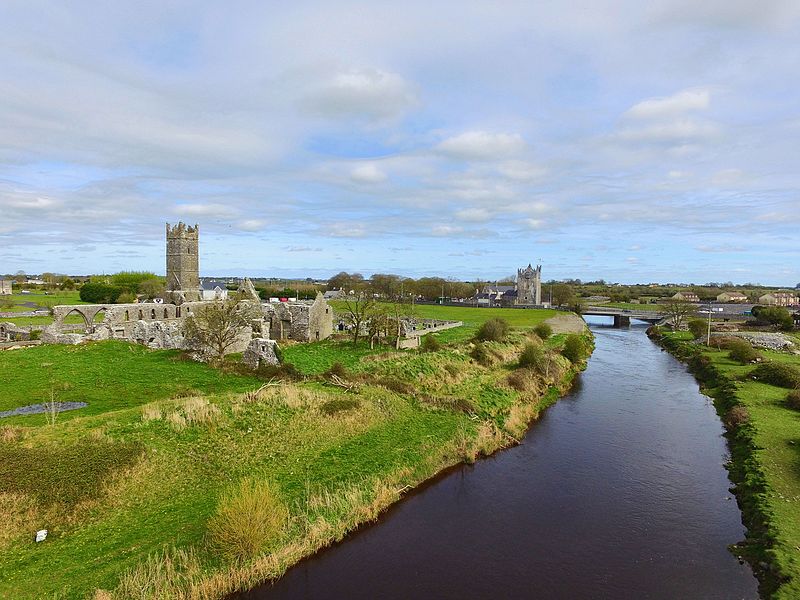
[582, 306, 667, 327]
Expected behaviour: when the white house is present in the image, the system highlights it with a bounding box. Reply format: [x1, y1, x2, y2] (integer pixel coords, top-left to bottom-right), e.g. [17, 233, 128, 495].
[200, 280, 229, 301]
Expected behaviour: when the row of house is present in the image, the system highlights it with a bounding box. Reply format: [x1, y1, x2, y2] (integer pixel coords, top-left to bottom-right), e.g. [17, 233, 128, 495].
[671, 290, 799, 306]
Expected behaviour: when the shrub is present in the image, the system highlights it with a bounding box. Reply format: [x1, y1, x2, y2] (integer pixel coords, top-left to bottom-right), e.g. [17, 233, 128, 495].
[420, 334, 441, 352]
[724, 405, 750, 428]
[561, 334, 588, 364]
[518, 342, 546, 370]
[751, 362, 800, 389]
[533, 323, 552, 339]
[325, 362, 347, 378]
[475, 318, 510, 342]
[206, 479, 288, 562]
[785, 389, 800, 411]
[727, 339, 761, 364]
[470, 342, 492, 366]
[79, 282, 123, 304]
[687, 319, 707, 340]
[709, 336, 742, 350]
[753, 306, 794, 330]
[646, 325, 663, 339]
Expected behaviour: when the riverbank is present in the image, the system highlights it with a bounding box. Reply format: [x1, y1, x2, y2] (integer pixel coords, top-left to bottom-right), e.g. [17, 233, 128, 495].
[650, 329, 800, 599]
[0, 308, 590, 599]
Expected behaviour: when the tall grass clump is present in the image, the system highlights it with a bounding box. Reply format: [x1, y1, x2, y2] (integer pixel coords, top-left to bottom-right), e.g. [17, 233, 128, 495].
[751, 362, 800, 389]
[113, 547, 203, 599]
[533, 322, 552, 340]
[470, 342, 493, 366]
[785, 389, 800, 411]
[727, 339, 761, 365]
[518, 343, 546, 370]
[206, 479, 288, 562]
[561, 334, 588, 364]
[475, 318, 510, 342]
[420, 334, 441, 353]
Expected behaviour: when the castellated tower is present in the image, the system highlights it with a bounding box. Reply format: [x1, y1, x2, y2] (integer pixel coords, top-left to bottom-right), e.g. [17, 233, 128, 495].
[515, 264, 542, 305]
[165, 222, 201, 304]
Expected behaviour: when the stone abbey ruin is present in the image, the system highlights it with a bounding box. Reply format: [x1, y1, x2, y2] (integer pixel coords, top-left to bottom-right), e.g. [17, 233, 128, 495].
[39, 222, 334, 358]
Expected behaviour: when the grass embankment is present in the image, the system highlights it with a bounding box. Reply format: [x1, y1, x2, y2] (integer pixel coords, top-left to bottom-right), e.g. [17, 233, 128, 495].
[653, 330, 800, 599]
[0, 307, 590, 599]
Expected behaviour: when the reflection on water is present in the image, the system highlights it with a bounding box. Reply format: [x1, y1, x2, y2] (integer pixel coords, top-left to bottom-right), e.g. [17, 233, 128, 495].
[240, 319, 758, 600]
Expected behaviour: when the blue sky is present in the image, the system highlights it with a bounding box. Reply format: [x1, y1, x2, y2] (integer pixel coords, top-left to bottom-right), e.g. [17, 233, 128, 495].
[1, 0, 799, 285]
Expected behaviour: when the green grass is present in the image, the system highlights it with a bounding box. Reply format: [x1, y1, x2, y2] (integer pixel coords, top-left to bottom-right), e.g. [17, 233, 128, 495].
[663, 333, 800, 599]
[404, 304, 557, 343]
[281, 340, 390, 375]
[0, 317, 589, 599]
[0, 341, 261, 424]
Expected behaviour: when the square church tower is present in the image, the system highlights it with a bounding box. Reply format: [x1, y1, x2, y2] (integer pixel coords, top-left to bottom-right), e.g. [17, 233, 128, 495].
[165, 222, 201, 304]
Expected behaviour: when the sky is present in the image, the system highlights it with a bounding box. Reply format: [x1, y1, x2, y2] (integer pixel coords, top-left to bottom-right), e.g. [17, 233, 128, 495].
[1, 1, 799, 285]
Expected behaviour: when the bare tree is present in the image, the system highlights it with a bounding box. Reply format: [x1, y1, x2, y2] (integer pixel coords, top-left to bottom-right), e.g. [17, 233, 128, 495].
[340, 292, 377, 345]
[183, 299, 262, 362]
[663, 300, 696, 330]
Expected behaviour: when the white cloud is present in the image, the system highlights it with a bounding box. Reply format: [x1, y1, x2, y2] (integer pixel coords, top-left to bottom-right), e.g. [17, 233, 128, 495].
[625, 88, 710, 120]
[301, 67, 417, 120]
[454, 207, 491, 222]
[350, 163, 387, 184]
[173, 203, 238, 218]
[326, 222, 367, 238]
[436, 131, 527, 161]
[236, 219, 266, 231]
[431, 224, 464, 236]
[615, 118, 720, 143]
[497, 160, 547, 181]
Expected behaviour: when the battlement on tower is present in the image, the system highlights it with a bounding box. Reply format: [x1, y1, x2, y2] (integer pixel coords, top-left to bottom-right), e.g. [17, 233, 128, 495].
[166, 222, 199, 238]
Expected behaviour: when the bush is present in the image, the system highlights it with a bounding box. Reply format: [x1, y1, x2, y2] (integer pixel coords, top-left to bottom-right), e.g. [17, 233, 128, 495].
[727, 339, 761, 364]
[207, 479, 288, 561]
[561, 334, 588, 364]
[470, 342, 492, 366]
[753, 306, 794, 330]
[751, 362, 800, 389]
[725, 405, 750, 428]
[687, 319, 707, 340]
[325, 361, 347, 378]
[533, 323, 552, 339]
[420, 334, 441, 353]
[518, 343, 546, 370]
[785, 389, 800, 411]
[79, 282, 123, 304]
[475, 318, 510, 342]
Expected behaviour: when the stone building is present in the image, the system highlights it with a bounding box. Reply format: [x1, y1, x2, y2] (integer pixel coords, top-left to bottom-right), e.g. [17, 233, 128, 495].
[165, 222, 201, 304]
[515, 264, 542, 305]
[262, 293, 333, 342]
[0, 280, 11, 295]
[476, 263, 542, 306]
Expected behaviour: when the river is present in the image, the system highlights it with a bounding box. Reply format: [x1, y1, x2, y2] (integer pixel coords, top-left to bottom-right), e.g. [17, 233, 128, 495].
[240, 318, 759, 599]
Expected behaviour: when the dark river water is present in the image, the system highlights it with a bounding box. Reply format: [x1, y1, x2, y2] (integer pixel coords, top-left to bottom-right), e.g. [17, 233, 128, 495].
[241, 318, 759, 599]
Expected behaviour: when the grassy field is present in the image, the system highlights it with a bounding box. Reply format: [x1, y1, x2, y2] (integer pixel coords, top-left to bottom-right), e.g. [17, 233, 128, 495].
[0, 308, 590, 599]
[660, 331, 800, 599]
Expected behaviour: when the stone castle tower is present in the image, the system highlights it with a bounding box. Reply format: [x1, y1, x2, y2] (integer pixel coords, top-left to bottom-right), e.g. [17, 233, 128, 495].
[165, 222, 200, 304]
[516, 264, 542, 305]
